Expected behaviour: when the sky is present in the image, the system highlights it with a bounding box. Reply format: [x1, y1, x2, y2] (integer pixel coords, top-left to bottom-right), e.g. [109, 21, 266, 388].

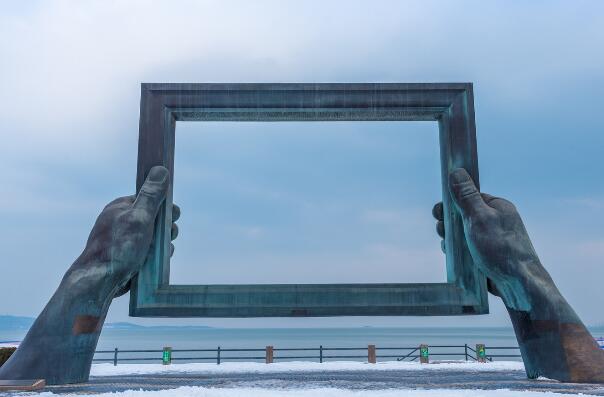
[0, 0, 602, 328]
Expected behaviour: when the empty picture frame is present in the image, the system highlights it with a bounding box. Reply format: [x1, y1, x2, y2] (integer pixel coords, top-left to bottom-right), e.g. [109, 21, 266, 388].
[129, 83, 488, 317]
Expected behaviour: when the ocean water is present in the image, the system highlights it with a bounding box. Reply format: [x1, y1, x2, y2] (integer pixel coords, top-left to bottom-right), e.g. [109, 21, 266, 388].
[0, 326, 522, 349]
[91, 327, 524, 362]
[2, 326, 603, 363]
[95, 327, 520, 351]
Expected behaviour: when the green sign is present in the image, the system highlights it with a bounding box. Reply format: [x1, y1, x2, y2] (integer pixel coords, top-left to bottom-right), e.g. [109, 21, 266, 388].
[420, 346, 429, 357]
[477, 345, 486, 358]
[476, 344, 486, 362]
[162, 347, 172, 365]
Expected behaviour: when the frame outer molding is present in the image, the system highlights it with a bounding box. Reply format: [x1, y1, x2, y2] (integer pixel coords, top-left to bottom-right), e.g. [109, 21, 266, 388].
[130, 83, 488, 318]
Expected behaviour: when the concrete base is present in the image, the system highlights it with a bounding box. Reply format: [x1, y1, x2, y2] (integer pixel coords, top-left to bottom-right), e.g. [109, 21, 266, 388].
[0, 379, 45, 391]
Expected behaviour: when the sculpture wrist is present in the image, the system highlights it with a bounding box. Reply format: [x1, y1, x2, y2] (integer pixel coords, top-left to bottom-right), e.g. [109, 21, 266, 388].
[495, 259, 578, 323]
[61, 259, 119, 304]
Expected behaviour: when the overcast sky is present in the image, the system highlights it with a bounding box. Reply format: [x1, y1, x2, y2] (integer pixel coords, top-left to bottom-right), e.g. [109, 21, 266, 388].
[0, 1, 602, 328]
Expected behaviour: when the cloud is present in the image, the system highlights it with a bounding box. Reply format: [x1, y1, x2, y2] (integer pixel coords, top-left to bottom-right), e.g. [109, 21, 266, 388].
[3, 1, 603, 145]
[1, 1, 603, 326]
[562, 197, 604, 211]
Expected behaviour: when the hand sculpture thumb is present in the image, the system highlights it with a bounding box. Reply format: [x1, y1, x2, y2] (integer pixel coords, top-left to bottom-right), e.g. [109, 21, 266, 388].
[448, 168, 489, 219]
[133, 166, 170, 221]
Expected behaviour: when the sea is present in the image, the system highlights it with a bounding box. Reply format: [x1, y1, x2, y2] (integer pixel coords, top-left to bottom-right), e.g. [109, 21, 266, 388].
[95, 326, 520, 351]
[3, 326, 604, 363]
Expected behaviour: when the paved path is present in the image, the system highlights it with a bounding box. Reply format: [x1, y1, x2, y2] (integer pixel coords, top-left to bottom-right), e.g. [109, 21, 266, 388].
[28, 369, 604, 395]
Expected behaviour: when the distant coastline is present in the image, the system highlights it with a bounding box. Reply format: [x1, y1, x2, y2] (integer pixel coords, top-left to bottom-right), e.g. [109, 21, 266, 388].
[2, 315, 602, 332]
[0, 315, 217, 331]
[3, 314, 601, 353]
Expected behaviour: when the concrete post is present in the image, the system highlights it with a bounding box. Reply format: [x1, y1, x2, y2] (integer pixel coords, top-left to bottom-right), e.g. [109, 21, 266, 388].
[265, 346, 274, 364]
[368, 345, 377, 363]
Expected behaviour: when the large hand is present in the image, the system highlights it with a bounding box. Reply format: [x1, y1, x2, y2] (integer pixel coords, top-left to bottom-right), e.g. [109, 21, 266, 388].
[65, 166, 180, 297]
[433, 168, 548, 311]
[0, 165, 182, 385]
[62, 165, 180, 301]
[433, 168, 604, 383]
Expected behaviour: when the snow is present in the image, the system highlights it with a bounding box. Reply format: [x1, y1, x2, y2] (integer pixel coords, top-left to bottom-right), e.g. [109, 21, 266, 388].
[35, 386, 584, 397]
[24, 361, 598, 397]
[91, 360, 525, 377]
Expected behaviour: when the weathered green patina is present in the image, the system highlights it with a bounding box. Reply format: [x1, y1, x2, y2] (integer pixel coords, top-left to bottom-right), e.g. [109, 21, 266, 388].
[3, 83, 602, 385]
[130, 83, 488, 317]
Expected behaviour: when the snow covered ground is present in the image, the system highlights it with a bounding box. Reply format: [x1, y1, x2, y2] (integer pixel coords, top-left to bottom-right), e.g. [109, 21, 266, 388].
[11, 361, 604, 397]
[91, 360, 526, 376]
[34, 386, 594, 397]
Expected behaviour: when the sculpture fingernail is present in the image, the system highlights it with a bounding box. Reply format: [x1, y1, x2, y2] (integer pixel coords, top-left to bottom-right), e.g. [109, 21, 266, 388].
[148, 166, 168, 183]
[450, 168, 470, 184]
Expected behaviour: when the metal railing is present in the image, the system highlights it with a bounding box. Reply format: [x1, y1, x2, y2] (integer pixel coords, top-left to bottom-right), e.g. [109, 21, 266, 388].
[93, 344, 522, 366]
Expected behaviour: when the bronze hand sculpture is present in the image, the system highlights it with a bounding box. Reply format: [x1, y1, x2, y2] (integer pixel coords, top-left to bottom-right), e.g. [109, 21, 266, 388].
[1, 165, 603, 384]
[434, 168, 604, 382]
[0, 166, 179, 384]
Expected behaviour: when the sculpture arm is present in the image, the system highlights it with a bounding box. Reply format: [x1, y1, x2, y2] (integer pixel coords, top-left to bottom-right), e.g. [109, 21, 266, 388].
[0, 261, 117, 384]
[0, 166, 178, 385]
[434, 168, 604, 382]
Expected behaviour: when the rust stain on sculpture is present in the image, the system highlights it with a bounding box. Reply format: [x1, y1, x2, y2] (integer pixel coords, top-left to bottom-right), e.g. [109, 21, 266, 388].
[72, 315, 101, 335]
[560, 323, 604, 383]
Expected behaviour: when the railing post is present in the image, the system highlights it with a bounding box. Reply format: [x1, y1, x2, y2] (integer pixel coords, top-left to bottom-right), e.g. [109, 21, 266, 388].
[113, 348, 118, 366]
[265, 345, 274, 364]
[464, 344, 468, 361]
[476, 344, 486, 363]
[217, 346, 221, 365]
[319, 345, 323, 363]
[419, 344, 429, 364]
[163, 346, 172, 365]
[368, 345, 376, 364]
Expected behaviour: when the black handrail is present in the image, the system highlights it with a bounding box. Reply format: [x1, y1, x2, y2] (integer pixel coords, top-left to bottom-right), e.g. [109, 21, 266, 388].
[396, 347, 418, 361]
[93, 344, 522, 365]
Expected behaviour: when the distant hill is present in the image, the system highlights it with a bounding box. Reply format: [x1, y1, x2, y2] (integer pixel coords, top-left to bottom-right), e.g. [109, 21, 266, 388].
[102, 322, 212, 330]
[102, 322, 146, 329]
[0, 315, 212, 331]
[0, 315, 34, 330]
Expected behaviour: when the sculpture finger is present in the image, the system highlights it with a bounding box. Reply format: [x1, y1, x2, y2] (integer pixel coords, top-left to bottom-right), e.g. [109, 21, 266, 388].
[170, 242, 175, 257]
[171, 223, 179, 240]
[436, 220, 445, 238]
[133, 166, 170, 221]
[432, 202, 443, 221]
[172, 204, 181, 222]
[449, 168, 491, 219]
[441, 240, 446, 254]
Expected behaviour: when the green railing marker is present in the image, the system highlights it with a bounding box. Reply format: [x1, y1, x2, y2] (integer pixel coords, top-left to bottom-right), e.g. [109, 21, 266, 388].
[162, 347, 172, 365]
[476, 344, 486, 363]
[91, 344, 521, 364]
[419, 344, 429, 364]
